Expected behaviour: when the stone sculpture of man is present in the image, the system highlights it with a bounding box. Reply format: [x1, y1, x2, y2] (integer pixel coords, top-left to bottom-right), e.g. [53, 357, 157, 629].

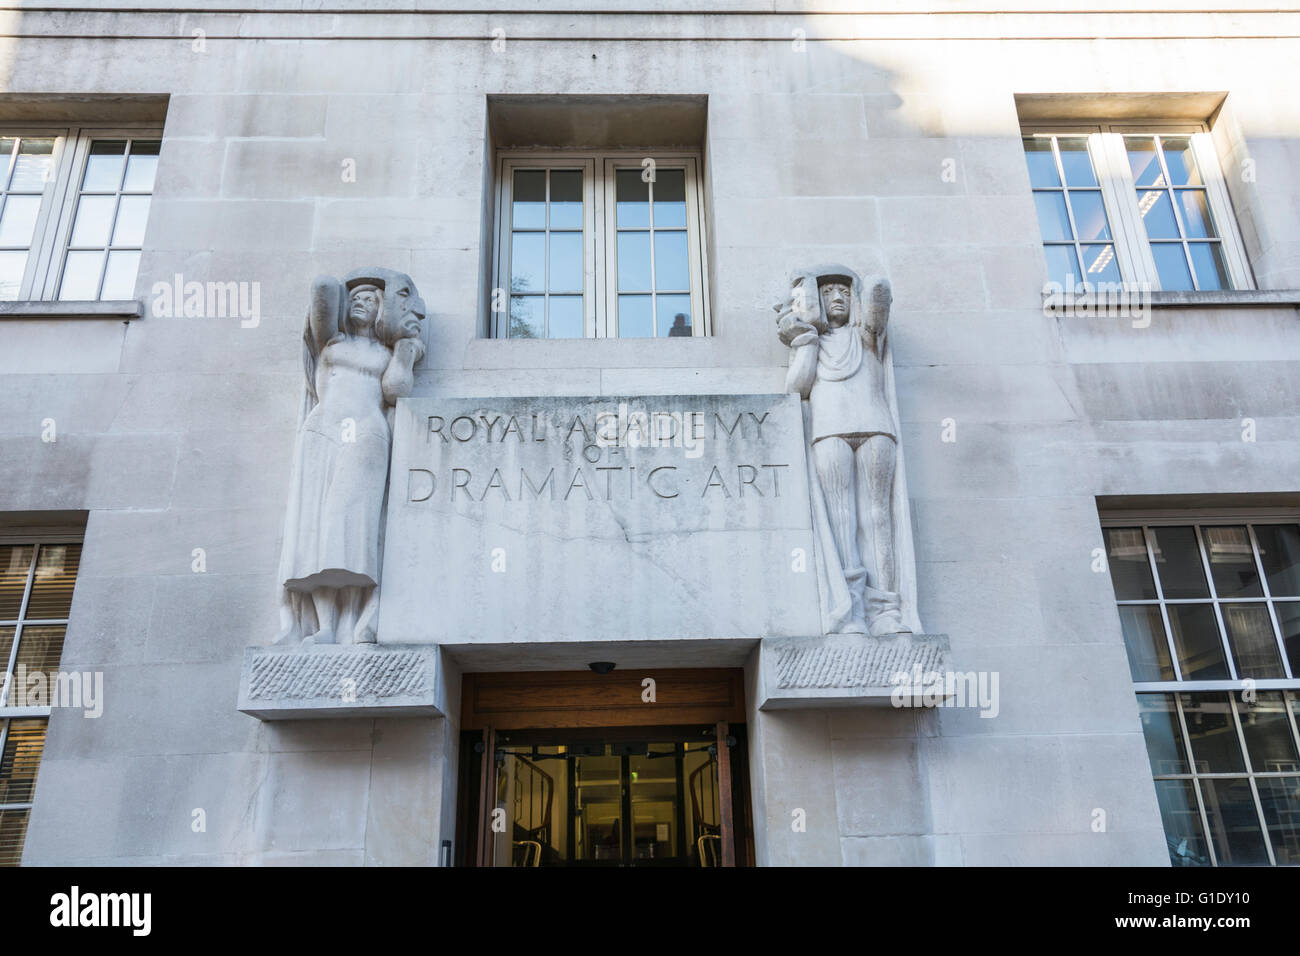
[275, 267, 425, 645]
[776, 266, 922, 637]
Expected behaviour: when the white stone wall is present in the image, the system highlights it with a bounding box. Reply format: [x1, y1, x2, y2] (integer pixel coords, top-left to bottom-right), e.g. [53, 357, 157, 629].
[4, 3, 1298, 865]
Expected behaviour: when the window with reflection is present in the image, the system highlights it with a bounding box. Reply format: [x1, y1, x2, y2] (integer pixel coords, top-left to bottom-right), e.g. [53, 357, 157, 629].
[493, 153, 708, 338]
[1104, 515, 1300, 865]
[0, 538, 81, 866]
[1022, 125, 1252, 292]
[0, 127, 160, 302]
[0, 136, 57, 300]
[58, 138, 159, 301]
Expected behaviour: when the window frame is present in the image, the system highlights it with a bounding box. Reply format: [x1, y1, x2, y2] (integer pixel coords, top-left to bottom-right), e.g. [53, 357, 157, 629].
[492, 149, 711, 339]
[1101, 509, 1300, 867]
[0, 127, 74, 301]
[0, 531, 81, 867]
[1101, 510, 1300, 692]
[0, 123, 161, 304]
[0, 531, 82, 719]
[1022, 121, 1255, 293]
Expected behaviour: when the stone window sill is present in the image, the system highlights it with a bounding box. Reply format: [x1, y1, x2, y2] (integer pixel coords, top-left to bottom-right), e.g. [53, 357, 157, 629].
[0, 299, 143, 320]
[1043, 289, 1300, 310]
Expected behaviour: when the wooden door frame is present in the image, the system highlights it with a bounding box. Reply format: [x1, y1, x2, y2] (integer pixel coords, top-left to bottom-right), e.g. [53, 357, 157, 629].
[461, 668, 746, 731]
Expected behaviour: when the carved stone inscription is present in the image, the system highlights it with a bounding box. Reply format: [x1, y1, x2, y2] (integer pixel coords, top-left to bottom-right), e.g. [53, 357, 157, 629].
[378, 394, 821, 644]
[407, 407, 789, 506]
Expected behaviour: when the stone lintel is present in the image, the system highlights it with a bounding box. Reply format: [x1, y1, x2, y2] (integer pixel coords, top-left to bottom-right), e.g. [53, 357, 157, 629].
[237, 643, 443, 720]
[758, 632, 952, 710]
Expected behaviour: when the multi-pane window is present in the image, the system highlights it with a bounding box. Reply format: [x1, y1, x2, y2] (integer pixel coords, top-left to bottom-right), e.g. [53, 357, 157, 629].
[501, 163, 590, 339]
[0, 539, 81, 867]
[0, 127, 159, 303]
[1102, 517, 1300, 866]
[59, 139, 158, 300]
[1023, 126, 1252, 293]
[1023, 136, 1121, 288]
[493, 152, 709, 338]
[609, 165, 695, 338]
[0, 136, 58, 299]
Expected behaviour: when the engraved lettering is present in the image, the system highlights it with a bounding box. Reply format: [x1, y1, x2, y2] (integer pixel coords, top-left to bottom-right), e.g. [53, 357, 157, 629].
[652, 411, 678, 445]
[689, 412, 706, 442]
[450, 416, 477, 441]
[521, 467, 555, 500]
[647, 466, 678, 499]
[737, 464, 761, 497]
[702, 465, 732, 498]
[761, 463, 788, 496]
[715, 412, 743, 438]
[407, 468, 435, 502]
[566, 415, 591, 442]
[596, 466, 622, 500]
[565, 468, 594, 501]
[451, 467, 473, 501]
[481, 468, 511, 501]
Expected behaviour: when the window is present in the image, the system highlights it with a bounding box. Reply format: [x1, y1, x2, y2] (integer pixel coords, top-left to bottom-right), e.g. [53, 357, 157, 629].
[1101, 515, 1300, 866]
[0, 538, 81, 866]
[492, 152, 709, 338]
[0, 127, 160, 302]
[1022, 126, 1253, 292]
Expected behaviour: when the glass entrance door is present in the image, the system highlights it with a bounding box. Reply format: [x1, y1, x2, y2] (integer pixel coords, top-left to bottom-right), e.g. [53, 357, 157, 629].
[474, 726, 740, 867]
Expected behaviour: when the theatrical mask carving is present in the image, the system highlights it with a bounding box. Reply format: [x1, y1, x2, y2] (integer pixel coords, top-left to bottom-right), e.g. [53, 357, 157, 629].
[776, 266, 923, 637]
[276, 268, 425, 645]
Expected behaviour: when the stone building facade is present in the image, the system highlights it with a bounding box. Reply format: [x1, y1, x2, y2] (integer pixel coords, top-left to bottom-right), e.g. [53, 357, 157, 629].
[2, 2, 1298, 866]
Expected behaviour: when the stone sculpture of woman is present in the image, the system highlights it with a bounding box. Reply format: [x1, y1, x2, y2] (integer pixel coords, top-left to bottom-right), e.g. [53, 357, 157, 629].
[275, 268, 425, 645]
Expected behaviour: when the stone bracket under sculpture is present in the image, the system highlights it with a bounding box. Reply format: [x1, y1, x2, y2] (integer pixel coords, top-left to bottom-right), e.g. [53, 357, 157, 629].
[237, 644, 444, 720]
[754, 633, 952, 709]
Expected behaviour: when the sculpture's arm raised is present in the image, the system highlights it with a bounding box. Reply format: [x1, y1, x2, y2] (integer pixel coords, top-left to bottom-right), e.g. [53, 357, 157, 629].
[306, 275, 344, 359]
[862, 275, 892, 353]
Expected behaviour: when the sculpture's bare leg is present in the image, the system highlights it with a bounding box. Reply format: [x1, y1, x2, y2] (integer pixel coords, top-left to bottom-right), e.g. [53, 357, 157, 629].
[308, 588, 338, 644]
[813, 436, 868, 627]
[335, 586, 361, 646]
[354, 586, 380, 644]
[856, 434, 898, 594]
[274, 590, 303, 645]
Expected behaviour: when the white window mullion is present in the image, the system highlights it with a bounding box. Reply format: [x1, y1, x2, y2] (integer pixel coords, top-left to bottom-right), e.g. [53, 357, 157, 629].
[36, 129, 91, 301]
[491, 155, 511, 339]
[601, 158, 618, 338]
[1095, 131, 1154, 290]
[685, 157, 709, 336]
[581, 159, 598, 339]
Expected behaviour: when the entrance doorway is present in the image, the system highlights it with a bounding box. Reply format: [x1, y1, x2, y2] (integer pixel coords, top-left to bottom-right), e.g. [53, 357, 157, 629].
[455, 669, 754, 867]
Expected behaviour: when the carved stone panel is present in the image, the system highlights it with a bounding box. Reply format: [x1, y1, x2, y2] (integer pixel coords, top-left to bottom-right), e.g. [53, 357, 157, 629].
[378, 393, 823, 645]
